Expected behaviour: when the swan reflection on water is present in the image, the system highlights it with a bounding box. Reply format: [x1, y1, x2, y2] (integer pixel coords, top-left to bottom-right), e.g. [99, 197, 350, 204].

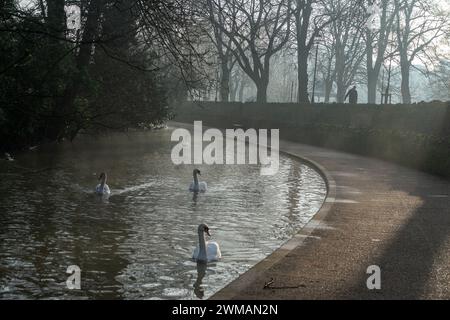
[194, 262, 207, 299]
[192, 191, 199, 203]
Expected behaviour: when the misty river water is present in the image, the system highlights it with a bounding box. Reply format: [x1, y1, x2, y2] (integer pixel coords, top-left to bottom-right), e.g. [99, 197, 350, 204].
[0, 126, 326, 300]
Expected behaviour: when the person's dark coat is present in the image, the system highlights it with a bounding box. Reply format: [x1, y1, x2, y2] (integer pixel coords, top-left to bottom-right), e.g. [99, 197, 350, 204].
[345, 87, 358, 104]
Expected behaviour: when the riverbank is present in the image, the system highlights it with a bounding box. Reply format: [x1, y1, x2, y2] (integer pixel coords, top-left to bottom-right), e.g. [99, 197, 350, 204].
[210, 140, 450, 299]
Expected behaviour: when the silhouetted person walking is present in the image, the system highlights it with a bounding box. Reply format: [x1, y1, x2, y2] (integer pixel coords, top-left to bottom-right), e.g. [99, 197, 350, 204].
[345, 86, 358, 104]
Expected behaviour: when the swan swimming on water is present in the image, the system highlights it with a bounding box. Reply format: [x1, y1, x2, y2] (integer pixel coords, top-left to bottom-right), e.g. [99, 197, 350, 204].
[4, 153, 14, 161]
[189, 169, 207, 192]
[192, 224, 221, 263]
[95, 172, 111, 195]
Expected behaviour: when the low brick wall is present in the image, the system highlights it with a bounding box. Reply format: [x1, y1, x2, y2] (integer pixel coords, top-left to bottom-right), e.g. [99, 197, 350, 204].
[173, 101, 450, 178]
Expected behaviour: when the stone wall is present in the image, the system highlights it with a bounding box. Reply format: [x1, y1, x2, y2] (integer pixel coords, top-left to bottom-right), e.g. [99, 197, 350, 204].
[173, 101, 450, 178]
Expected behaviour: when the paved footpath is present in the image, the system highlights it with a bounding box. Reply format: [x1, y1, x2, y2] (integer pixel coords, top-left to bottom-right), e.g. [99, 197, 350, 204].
[211, 140, 450, 300]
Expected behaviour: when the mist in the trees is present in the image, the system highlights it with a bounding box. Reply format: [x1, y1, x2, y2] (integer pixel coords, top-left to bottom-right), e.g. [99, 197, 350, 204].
[1, 0, 450, 150]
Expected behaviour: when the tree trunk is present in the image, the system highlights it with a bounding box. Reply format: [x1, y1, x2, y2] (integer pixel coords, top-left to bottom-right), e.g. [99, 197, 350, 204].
[229, 70, 238, 102]
[324, 80, 332, 103]
[255, 77, 269, 103]
[45, 0, 66, 140]
[47, 0, 66, 33]
[336, 82, 346, 103]
[367, 72, 378, 104]
[400, 59, 411, 104]
[219, 59, 230, 102]
[324, 58, 334, 103]
[229, 80, 237, 102]
[366, 33, 378, 104]
[238, 77, 245, 102]
[297, 50, 310, 104]
[335, 54, 346, 103]
[56, 0, 103, 140]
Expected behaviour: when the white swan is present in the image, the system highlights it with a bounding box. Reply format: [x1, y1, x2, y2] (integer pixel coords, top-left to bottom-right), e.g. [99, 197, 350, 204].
[4, 153, 14, 161]
[192, 224, 221, 263]
[95, 172, 111, 195]
[189, 169, 207, 192]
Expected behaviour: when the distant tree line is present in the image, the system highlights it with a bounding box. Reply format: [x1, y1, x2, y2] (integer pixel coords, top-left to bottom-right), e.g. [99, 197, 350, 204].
[193, 0, 450, 104]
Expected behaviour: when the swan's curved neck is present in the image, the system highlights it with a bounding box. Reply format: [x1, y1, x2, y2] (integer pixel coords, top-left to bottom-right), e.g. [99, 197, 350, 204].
[193, 172, 199, 186]
[198, 230, 207, 260]
[100, 176, 107, 188]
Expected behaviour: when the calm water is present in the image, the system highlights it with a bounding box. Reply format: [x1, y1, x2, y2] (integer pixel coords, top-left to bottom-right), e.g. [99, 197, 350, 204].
[0, 127, 326, 300]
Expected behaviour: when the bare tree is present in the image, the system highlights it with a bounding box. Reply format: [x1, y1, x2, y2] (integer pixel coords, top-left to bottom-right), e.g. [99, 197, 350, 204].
[429, 59, 450, 101]
[364, 0, 398, 104]
[293, 0, 335, 103]
[315, 29, 336, 102]
[206, 0, 292, 103]
[200, 0, 237, 101]
[229, 64, 249, 101]
[394, 0, 449, 103]
[326, 0, 366, 102]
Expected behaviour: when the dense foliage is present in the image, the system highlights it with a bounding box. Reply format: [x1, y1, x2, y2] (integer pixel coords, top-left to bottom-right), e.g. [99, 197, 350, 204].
[0, 0, 199, 151]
